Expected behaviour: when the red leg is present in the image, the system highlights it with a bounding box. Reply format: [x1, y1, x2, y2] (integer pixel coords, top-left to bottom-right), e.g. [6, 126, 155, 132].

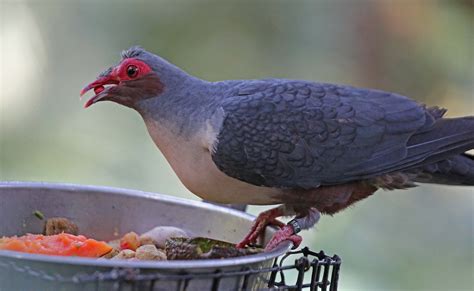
[236, 207, 285, 248]
[264, 225, 302, 251]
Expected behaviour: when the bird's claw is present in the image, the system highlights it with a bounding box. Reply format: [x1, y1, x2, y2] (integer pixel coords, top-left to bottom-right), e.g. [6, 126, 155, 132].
[236, 209, 285, 248]
[236, 218, 284, 248]
[264, 224, 302, 251]
[236, 207, 304, 250]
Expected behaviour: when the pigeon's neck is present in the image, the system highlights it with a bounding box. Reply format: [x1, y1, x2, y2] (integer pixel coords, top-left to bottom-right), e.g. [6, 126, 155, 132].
[135, 75, 222, 141]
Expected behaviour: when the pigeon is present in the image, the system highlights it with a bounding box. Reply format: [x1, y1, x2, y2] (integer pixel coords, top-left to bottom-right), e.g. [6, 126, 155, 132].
[81, 47, 474, 251]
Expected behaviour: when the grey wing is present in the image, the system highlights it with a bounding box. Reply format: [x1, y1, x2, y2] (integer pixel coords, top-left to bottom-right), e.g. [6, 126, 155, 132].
[211, 80, 431, 189]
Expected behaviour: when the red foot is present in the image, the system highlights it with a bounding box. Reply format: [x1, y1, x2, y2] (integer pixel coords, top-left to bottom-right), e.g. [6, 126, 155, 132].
[236, 208, 284, 248]
[264, 225, 302, 251]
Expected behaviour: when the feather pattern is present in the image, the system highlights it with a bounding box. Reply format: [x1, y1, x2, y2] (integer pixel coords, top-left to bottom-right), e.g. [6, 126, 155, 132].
[211, 80, 474, 189]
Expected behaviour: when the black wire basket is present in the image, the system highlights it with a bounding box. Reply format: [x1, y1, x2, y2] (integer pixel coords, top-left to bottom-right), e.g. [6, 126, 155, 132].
[65, 247, 341, 291]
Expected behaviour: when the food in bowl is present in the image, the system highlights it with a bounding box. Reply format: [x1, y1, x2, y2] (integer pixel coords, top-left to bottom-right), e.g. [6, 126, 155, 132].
[0, 233, 112, 257]
[0, 216, 262, 260]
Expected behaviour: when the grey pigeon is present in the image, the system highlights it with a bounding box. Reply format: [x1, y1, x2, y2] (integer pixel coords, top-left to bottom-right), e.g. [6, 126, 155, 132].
[81, 47, 474, 250]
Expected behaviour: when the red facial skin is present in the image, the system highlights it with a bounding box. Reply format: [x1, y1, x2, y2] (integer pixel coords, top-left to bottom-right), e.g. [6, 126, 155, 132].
[80, 58, 154, 108]
[114, 58, 153, 82]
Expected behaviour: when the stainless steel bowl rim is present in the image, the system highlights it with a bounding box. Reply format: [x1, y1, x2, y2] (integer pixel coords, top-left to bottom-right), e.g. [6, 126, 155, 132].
[0, 181, 292, 269]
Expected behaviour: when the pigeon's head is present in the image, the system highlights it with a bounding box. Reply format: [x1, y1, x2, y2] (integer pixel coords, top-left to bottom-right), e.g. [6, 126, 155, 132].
[80, 46, 182, 109]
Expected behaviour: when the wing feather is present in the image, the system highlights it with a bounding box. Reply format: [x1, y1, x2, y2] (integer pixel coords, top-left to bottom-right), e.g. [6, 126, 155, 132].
[211, 80, 430, 188]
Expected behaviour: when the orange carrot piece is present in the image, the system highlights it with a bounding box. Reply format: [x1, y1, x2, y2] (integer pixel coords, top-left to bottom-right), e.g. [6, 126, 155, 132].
[0, 233, 112, 257]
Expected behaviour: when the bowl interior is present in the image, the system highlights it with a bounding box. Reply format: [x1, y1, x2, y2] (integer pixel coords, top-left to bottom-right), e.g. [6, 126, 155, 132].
[0, 182, 291, 269]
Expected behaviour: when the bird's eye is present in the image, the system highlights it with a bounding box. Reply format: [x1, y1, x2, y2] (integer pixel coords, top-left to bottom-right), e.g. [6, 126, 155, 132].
[126, 65, 139, 78]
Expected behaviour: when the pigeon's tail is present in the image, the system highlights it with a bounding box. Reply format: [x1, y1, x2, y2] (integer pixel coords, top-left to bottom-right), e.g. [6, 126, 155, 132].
[403, 114, 474, 186]
[413, 153, 474, 186]
[405, 116, 474, 165]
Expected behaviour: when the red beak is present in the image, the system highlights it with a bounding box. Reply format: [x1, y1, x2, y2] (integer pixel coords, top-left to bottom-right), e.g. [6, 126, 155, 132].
[80, 73, 120, 108]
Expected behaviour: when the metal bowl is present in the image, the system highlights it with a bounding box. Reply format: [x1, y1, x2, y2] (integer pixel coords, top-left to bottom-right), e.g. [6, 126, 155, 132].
[0, 182, 292, 291]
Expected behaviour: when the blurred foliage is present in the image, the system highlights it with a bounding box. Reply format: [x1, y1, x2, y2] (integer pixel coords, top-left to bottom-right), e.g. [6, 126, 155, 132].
[0, 0, 473, 290]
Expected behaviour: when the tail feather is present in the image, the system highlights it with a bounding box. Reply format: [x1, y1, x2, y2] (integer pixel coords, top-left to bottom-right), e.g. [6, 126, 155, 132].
[368, 117, 474, 176]
[406, 117, 474, 156]
[414, 153, 474, 186]
[405, 113, 474, 186]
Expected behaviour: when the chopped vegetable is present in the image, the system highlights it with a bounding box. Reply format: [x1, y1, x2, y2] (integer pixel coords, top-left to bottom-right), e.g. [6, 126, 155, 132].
[135, 244, 166, 261]
[107, 239, 121, 250]
[111, 249, 135, 260]
[2, 219, 256, 260]
[139, 226, 188, 248]
[43, 217, 79, 235]
[101, 248, 120, 259]
[165, 237, 262, 260]
[33, 210, 44, 220]
[119, 232, 140, 251]
[0, 233, 112, 257]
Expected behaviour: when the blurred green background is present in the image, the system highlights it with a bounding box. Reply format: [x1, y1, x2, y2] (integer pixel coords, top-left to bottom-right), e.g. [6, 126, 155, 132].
[0, 0, 473, 290]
